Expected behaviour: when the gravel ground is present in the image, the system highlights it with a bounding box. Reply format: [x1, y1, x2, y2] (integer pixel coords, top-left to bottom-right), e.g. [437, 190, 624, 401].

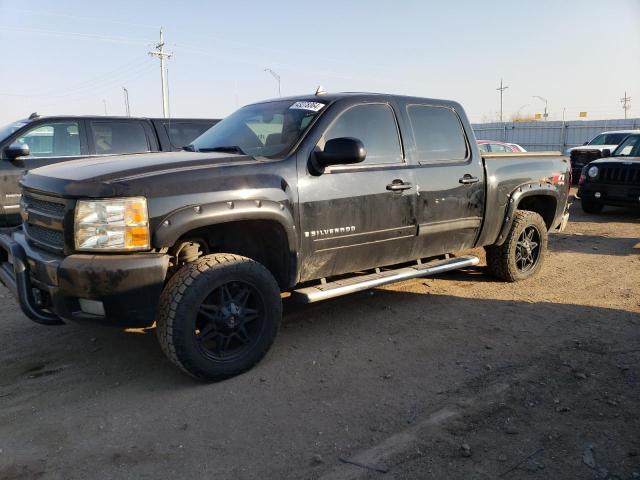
[0, 195, 638, 480]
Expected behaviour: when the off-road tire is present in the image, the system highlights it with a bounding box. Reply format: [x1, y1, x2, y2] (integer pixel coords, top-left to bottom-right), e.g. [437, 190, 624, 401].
[485, 210, 548, 282]
[581, 197, 604, 214]
[156, 253, 282, 381]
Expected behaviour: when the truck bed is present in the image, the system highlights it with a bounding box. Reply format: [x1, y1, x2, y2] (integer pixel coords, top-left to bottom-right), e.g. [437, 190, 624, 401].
[476, 151, 570, 247]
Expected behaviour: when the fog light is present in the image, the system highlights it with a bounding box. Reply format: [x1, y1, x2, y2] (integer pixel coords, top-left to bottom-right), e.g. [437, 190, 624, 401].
[594, 192, 601, 198]
[78, 298, 105, 316]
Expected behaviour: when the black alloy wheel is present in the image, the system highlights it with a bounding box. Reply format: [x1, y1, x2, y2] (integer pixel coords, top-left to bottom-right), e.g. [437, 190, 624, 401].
[515, 225, 541, 273]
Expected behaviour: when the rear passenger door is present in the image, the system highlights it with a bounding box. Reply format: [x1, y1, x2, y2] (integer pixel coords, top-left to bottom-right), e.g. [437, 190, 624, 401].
[405, 104, 485, 257]
[87, 119, 156, 156]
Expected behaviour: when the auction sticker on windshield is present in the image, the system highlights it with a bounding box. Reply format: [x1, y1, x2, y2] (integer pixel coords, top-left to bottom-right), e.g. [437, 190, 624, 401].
[289, 101, 325, 112]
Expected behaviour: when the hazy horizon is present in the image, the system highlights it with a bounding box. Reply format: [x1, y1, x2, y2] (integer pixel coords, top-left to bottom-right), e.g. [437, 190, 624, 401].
[1, 0, 638, 125]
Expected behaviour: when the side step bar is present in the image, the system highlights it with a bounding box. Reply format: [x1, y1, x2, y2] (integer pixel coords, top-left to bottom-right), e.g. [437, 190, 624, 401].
[292, 255, 479, 303]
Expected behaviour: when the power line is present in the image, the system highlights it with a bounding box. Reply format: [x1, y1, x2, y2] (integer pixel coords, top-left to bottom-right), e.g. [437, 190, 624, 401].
[148, 28, 172, 118]
[0, 55, 152, 98]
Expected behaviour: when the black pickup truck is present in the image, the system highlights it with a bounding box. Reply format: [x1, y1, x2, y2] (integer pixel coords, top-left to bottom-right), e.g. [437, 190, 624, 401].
[0, 115, 219, 226]
[0, 93, 570, 380]
[578, 132, 640, 213]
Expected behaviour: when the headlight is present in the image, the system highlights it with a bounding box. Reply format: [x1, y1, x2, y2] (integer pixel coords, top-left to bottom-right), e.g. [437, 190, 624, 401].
[74, 197, 150, 251]
[587, 166, 599, 178]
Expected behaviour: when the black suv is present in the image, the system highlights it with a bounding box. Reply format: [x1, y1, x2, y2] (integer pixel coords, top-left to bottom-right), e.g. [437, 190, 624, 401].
[578, 133, 640, 213]
[0, 115, 219, 225]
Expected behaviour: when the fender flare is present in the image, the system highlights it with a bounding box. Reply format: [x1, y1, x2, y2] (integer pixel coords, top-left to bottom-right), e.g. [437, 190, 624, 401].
[494, 183, 560, 246]
[152, 199, 297, 253]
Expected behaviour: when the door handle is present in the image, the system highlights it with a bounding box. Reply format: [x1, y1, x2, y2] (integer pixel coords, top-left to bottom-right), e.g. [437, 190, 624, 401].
[386, 180, 412, 192]
[459, 175, 479, 184]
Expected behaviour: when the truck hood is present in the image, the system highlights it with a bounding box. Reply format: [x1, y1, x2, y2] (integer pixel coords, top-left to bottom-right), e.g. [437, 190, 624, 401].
[567, 145, 618, 154]
[21, 151, 260, 197]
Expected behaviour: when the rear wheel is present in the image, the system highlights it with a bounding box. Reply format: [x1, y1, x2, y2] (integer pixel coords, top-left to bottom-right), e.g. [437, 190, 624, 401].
[156, 253, 281, 381]
[485, 210, 548, 282]
[581, 197, 604, 214]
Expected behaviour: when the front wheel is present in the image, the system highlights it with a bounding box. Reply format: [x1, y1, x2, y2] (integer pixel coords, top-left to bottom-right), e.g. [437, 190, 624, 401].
[581, 197, 604, 214]
[156, 253, 282, 381]
[485, 210, 548, 282]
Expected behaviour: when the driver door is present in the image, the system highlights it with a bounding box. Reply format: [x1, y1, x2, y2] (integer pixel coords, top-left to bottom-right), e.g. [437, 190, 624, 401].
[1, 120, 88, 224]
[296, 102, 418, 282]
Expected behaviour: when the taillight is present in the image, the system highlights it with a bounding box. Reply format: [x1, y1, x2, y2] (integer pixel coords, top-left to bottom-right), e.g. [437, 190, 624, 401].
[578, 174, 586, 186]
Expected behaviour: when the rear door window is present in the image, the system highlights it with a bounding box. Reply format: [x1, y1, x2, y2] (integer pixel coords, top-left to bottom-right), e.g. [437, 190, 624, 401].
[90, 120, 149, 155]
[163, 121, 215, 149]
[16, 122, 81, 158]
[407, 105, 468, 163]
[323, 103, 402, 165]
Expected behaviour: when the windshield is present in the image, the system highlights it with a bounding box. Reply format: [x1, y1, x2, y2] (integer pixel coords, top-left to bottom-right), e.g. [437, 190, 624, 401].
[0, 121, 27, 142]
[611, 134, 640, 157]
[588, 133, 629, 146]
[190, 100, 327, 157]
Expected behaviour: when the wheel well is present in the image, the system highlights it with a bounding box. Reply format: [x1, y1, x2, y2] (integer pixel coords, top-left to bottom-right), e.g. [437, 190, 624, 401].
[172, 220, 292, 289]
[517, 195, 557, 229]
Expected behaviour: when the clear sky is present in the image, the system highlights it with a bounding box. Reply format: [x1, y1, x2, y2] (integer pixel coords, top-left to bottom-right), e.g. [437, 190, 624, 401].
[0, 0, 638, 125]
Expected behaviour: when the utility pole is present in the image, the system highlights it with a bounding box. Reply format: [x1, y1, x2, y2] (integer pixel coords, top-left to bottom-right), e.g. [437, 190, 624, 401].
[103, 99, 108, 116]
[533, 95, 548, 120]
[122, 87, 130, 117]
[148, 28, 172, 118]
[496, 78, 509, 123]
[620, 91, 631, 119]
[264, 68, 281, 97]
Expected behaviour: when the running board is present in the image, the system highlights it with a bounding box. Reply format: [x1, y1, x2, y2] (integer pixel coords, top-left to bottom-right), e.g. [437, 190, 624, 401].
[292, 255, 479, 303]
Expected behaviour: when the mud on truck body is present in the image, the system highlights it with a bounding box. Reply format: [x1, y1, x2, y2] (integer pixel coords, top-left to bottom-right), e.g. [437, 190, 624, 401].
[0, 93, 570, 380]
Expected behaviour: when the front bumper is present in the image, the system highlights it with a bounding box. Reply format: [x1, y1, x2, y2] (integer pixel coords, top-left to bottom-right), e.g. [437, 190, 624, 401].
[0, 229, 169, 326]
[578, 182, 640, 208]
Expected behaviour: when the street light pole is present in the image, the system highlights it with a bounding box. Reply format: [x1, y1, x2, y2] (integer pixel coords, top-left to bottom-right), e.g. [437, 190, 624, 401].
[264, 68, 281, 97]
[533, 95, 548, 120]
[123, 87, 130, 117]
[496, 78, 509, 123]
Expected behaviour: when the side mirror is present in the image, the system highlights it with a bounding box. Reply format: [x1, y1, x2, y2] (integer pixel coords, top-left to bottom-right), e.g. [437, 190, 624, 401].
[4, 143, 30, 160]
[601, 149, 611, 158]
[583, 141, 589, 145]
[316, 137, 366, 167]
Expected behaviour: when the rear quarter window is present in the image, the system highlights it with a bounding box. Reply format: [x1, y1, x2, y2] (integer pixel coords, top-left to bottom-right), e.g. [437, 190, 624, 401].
[163, 121, 215, 149]
[90, 120, 149, 155]
[407, 105, 468, 163]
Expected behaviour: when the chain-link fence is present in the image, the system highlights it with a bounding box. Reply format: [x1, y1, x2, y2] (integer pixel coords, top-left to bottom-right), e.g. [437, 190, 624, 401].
[471, 118, 640, 153]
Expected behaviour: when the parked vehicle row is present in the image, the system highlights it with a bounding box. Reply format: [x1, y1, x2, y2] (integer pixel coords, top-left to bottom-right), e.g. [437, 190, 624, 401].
[0, 92, 571, 380]
[0, 115, 219, 226]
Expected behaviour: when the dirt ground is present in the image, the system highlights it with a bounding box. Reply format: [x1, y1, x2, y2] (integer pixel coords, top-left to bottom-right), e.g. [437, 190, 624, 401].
[1, 194, 639, 480]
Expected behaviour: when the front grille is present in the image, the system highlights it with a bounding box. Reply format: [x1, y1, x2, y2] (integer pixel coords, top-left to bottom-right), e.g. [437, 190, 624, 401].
[21, 193, 68, 253]
[597, 164, 640, 185]
[570, 149, 602, 168]
[24, 224, 65, 248]
[24, 196, 65, 217]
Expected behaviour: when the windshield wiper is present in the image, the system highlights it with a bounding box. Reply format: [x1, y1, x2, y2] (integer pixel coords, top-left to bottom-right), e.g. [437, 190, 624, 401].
[197, 145, 246, 155]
